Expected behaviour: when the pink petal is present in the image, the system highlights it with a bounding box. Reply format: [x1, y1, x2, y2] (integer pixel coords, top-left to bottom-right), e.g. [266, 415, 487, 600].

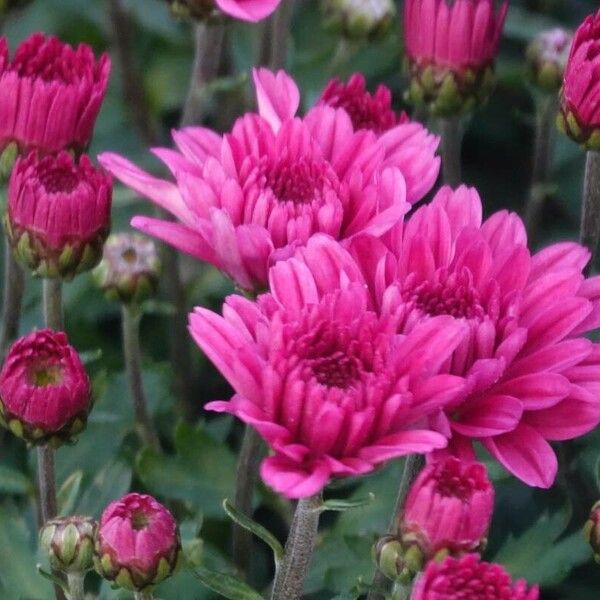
[260, 455, 332, 499]
[252, 68, 300, 132]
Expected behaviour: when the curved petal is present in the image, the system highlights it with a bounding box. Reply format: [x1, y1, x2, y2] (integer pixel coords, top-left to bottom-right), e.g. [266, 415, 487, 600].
[216, 0, 280, 22]
[253, 68, 300, 132]
[260, 454, 331, 499]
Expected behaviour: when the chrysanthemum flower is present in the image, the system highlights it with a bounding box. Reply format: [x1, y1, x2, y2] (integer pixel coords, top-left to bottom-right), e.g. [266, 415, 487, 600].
[412, 554, 539, 600]
[558, 9, 600, 149]
[99, 68, 439, 292]
[188, 236, 467, 498]
[284, 188, 600, 488]
[0, 33, 110, 155]
[404, 0, 508, 115]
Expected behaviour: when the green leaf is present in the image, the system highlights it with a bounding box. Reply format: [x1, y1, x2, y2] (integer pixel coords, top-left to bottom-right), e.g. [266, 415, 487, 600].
[136, 421, 236, 517]
[223, 499, 284, 562]
[0, 464, 33, 496]
[57, 471, 83, 516]
[36, 565, 69, 594]
[192, 566, 265, 600]
[321, 494, 375, 513]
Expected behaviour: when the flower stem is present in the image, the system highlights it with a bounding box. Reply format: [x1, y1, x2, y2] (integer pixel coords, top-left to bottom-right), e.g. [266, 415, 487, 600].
[524, 95, 558, 245]
[268, 0, 294, 70]
[367, 455, 425, 600]
[232, 426, 265, 576]
[121, 306, 161, 451]
[66, 574, 84, 600]
[43, 278, 63, 330]
[439, 115, 464, 187]
[581, 150, 600, 275]
[0, 237, 25, 359]
[270, 493, 322, 600]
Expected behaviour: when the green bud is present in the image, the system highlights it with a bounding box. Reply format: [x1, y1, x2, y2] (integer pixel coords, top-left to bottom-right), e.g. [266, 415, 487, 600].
[40, 516, 97, 574]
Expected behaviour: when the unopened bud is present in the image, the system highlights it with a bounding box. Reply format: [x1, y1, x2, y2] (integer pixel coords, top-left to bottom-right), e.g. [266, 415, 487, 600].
[40, 516, 97, 574]
[585, 501, 600, 562]
[372, 534, 424, 584]
[526, 28, 572, 93]
[321, 0, 396, 40]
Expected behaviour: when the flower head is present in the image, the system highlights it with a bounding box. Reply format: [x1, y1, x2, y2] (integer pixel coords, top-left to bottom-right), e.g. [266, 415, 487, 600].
[284, 189, 600, 488]
[100, 68, 439, 292]
[401, 457, 494, 558]
[94, 233, 161, 304]
[321, 0, 396, 40]
[526, 28, 572, 93]
[319, 73, 408, 134]
[0, 330, 91, 446]
[94, 493, 181, 591]
[0, 33, 110, 154]
[189, 235, 467, 498]
[165, 0, 281, 22]
[5, 151, 112, 279]
[404, 0, 508, 116]
[412, 554, 539, 600]
[558, 10, 600, 150]
[40, 516, 97, 575]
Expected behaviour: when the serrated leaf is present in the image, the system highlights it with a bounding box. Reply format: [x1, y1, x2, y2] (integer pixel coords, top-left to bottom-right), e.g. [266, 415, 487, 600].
[223, 499, 284, 562]
[57, 471, 83, 516]
[192, 567, 265, 600]
[0, 465, 33, 495]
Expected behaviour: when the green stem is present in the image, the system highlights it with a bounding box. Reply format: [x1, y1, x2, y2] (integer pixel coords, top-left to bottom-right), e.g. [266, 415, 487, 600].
[270, 493, 322, 600]
[268, 0, 294, 70]
[43, 278, 63, 331]
[580, 151, 600, 275]
[524, 95, 558, 246]
[121, 306, 161, 451]
[66, 574, 84, 600]
[232, 426, 265, 576]
[367, 455, 425, 600]
[439, 115, 464, 187]
[0, 236, 25, 360]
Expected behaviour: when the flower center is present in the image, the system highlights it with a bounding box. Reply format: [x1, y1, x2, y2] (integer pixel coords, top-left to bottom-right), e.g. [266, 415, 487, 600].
[38, 166, 80, 194]
[28, 363, 63, 387]
[433, 561, 516, 599]
[310, 352, 361, 389]
[130, 509, 150, 531]
[121, 247, 138, 264]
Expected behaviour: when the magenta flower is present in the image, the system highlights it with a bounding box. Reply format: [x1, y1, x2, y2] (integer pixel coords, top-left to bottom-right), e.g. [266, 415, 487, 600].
[188, 236, 467, 498]
[283, 189, 600, 488]
[99, 68, 439, 292]
[412, 554, 539, 600]
[216, 0, 281, 21]
[0, 330, 91, 446]
[0, 33, 110, 154]
[401, 457, 494, 557]
[94, 493, 181, 591]
[559, 9, 600, 149]
[6, 151, 112, 279]
[404, 0, 508, 114]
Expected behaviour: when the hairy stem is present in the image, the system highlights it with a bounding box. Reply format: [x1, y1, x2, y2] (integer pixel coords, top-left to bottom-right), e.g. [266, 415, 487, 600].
[270, 493, 322, 600]
[121, 306, 161, 451]
[0, 237, 25, 359]
[524, 95, 558, 245]
[581, 151, 600, 275]
[66, 574, 85, 600]
[368, 455, 425, 600]
[440, 115, 464, 187]
[232, 426, 265, 576]
[43, 278, 63, 331]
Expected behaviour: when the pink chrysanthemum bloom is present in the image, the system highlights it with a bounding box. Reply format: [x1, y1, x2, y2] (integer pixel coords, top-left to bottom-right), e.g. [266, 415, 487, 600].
[166, 0, 281, 22]
[0, 329, 91, 447]
[285, 188, 600, 488]
[188, 236, 468, 498]
[94, 493, 181, 591]
[401, 457, 494, 558]
[412, 554, 539, 600]
[5, 151, 112, 279]
[404, 0, 508, 116]
[0, 33, 110, 155]
[99, 68, 439, 293]
[558, 9, 600, 150]
[319, 73, 408, 134]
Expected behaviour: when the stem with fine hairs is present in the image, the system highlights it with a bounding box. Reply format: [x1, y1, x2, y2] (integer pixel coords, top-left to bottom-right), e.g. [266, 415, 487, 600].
[367, 455, 425, 600]
[439, 115, 464, 187]
[0, 237, 25, 360]
[580, 151, 600, 275]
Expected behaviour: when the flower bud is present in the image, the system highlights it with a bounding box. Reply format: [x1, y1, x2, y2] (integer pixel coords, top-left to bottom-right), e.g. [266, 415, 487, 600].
[93, 233, 161, 305]
[404, 0, 507, 116]
[526, 29, 572, 93]
[0, 330, 92, 447]
[400, 458, 494, 559]
[372, 534, 424, 584]
[94, 493, 181, 591]
[321, 0, 396, 40]
[558, 10, 600, 150]
[40, 516, 97, 574]
[584, 501, 600, 562]
[5, 151, 112, 280]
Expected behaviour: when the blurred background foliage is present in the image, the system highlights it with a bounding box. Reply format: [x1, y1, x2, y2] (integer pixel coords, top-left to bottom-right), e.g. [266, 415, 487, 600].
[1, 0, 600, 598]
